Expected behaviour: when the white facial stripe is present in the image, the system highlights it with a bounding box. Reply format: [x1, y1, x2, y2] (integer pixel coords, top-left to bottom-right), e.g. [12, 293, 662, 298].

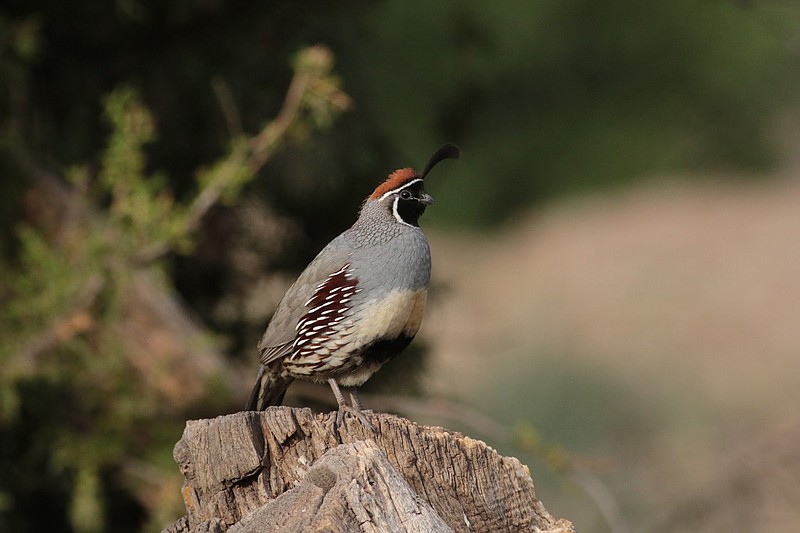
[377, 178, 424, 202]
[392, 197, 415, 227]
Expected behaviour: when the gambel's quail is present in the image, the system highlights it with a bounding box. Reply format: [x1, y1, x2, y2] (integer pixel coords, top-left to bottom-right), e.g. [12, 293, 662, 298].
[246, 144, 460, 425]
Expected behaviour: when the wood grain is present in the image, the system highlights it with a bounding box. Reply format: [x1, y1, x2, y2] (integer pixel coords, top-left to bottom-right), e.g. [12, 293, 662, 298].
[164, 408, 573, 533]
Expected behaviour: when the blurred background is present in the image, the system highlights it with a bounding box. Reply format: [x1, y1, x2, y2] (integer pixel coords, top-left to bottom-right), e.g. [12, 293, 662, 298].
[2, 1, 800, 531]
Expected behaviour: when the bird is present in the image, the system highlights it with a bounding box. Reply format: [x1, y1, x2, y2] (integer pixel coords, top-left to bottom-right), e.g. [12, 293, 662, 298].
[246, 143, 460, 426]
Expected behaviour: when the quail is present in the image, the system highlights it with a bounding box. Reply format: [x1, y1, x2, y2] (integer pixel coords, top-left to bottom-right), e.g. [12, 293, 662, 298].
[246, 144, 460, 426]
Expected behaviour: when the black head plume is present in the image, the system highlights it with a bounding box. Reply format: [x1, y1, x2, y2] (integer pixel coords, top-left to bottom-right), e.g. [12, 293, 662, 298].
[421, 143, 461, 178]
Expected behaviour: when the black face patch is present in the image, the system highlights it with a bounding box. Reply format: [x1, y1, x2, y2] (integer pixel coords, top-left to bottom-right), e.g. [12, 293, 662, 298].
[395, 197, 426, 226]
[392, 180, 429, 227]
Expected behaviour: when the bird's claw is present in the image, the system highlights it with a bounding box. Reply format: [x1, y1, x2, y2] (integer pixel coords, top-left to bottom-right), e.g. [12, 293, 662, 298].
[335, 405, 375, 432]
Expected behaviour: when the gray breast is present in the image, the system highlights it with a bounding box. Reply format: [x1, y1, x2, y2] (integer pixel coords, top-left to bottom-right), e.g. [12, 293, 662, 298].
[347, 226, 431, 295]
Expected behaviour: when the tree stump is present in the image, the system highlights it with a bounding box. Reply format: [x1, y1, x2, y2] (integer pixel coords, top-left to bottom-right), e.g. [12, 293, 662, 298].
[163, 408, 574, 533]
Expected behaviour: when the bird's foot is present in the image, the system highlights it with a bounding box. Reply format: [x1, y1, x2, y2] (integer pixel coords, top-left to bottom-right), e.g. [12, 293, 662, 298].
[328, 379, 374, 432]
[335, 405, 375, 432]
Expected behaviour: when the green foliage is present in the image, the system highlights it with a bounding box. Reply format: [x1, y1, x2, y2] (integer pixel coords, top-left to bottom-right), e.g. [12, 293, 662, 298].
[4, 1, 797, 234]
[69, 464, 103, 533]
[337, 0, 800, 226]
[0, 89, 185, 532]
[97, 89, 185, 251]
[0, 31, 350, 526]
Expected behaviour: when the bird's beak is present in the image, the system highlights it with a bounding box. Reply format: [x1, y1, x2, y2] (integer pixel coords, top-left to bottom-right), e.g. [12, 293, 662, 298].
[419, 193, 435, 205]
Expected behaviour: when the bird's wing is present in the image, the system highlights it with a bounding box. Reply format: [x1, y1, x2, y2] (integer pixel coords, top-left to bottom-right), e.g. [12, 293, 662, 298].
[258, 239, 352, 365]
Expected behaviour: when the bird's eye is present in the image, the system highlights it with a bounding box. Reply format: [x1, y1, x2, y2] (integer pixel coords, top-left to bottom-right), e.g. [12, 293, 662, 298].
[400, 190, 412, 200]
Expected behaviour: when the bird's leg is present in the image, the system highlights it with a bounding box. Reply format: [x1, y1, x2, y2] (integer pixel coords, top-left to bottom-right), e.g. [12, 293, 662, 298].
[349, 388, 373, 414]
[327, 378, 348, 410]
[349, 388, 364, 411]
[327, 378, 373, 430]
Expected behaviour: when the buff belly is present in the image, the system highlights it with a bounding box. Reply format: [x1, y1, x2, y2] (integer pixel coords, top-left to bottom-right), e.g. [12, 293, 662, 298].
[283, 288, 428, 385]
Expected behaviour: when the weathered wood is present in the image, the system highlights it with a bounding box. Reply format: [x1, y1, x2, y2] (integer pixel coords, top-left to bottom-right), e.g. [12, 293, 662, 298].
[225, 440, 452, 533]
[165, 408, 574, 533]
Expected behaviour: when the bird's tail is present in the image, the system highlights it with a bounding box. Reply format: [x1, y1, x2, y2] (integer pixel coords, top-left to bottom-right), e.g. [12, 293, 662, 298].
[245, 366, 294, 411]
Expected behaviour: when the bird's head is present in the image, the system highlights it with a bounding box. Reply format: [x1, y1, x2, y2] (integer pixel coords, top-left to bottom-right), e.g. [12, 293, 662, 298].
[366, 143, 461, 227]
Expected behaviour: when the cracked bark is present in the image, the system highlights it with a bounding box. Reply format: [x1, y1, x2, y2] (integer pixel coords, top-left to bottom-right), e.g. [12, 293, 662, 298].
[163, 408, 574, 533]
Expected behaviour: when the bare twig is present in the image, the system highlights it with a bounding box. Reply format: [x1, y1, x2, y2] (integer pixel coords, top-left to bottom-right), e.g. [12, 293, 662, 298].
[211, 77, 243, 138]
[247, 60, 310, 174]
[573, 470, 631, 533]
[181, 148, 246, 236]
[134, 46, 347, 265]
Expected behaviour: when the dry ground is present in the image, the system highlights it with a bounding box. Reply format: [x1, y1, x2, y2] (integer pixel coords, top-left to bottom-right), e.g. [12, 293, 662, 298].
[422, 174, 800, 532]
